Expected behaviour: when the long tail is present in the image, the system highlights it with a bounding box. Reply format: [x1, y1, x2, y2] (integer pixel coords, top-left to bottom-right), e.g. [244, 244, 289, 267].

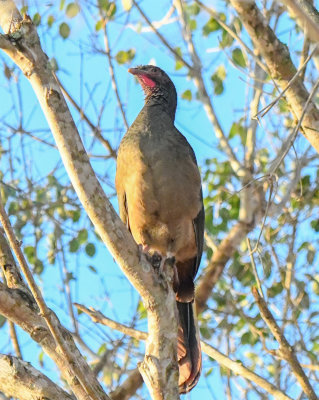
[177, 301, 202, 394]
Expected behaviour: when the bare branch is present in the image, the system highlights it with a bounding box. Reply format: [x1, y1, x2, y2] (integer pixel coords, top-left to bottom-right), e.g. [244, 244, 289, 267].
[110, 369, 144, 400]
[77, 303, 293, 400]
[0, 229, 110, 400]
[253, 287, 317, 400]
[196, 220, 254, 313]
[74, 303, 147, 341]
[8, 322, 22, 358]
[55, 74, 117, 158]
[0, 354, 74, 400]
[102, 22, 129, 130]
[229, 0, 319, 154]
[281, 0, 319, 43]
[201, 343, 293, 400]
[131, 0, 193, 71]
[0, 188, 110, 400]
[174, 0, 244, 177]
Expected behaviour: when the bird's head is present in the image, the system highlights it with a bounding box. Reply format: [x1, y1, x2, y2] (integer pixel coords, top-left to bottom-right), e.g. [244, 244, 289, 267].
[128, 65, 177, 119]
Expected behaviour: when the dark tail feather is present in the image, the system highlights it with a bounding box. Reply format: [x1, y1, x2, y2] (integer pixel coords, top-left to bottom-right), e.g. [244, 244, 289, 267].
[177, 301, 202, 394]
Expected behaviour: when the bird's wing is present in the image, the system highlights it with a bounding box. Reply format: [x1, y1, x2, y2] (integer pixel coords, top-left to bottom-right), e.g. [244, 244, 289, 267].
[192, 191, 205, 279]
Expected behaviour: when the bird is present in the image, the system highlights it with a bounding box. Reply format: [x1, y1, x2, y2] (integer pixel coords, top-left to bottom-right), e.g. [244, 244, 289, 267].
[115, 65, 204, 393]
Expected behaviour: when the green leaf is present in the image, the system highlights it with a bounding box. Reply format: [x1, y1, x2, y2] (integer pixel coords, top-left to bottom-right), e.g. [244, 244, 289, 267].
[232, 48, 246, 68]
[24, 246, 36, 263]
[21, 6, 28, 15]
[278, 98, 289, 113]
[66, 272, 75, 282]
[66, 3, 80, 18]
[174, 47, 184, 71]
[0, 315, 6, 328]
[311, 219, 319, 232]
[8, 201, 19, 215]
[77, 229, 88, 244]
[220, 29, 234, 48]
[69, 238, 80, 253]
[95, 19, 104, 31]
[47, 15, 55, 28]
[85, 243, 96, 257]
[38, 350, 44, 367]
[211, 65, 226, 95]
[186, 3, 200, 16]
[59, 22, 70, 39]
[203, 16, 221, 36]
[267, 281, 283, 298]
[34, 259, 44, 275]
[70, 209, 81, 222]
[137, 300, 147, 319]
[189, 19, 197, 31]
[115, 49, 136, 64]
[33, 13, 41, 26]
[229, 121, 247, 144]
[97, 343, 107, 356]
[88, 265, 97, 273]
[181, 89, 192, 101]
[60, 0, 66, 10]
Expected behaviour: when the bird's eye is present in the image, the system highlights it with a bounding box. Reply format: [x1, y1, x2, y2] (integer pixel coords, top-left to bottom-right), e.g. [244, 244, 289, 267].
[151, 67, 157, 73]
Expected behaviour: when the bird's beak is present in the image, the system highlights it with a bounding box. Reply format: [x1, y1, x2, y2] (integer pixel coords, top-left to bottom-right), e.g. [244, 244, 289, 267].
[128, 67, 141, 76]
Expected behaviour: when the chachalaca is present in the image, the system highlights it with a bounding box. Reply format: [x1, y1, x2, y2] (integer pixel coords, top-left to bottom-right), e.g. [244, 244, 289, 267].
[115, 65, 204, 393]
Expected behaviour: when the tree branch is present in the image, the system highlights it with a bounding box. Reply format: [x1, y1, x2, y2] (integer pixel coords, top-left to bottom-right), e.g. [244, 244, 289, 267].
[102, 22, 129, 130]
[110, 369, 144, 400]
[76, 303, 293, 400]
[0, 187, 110, 400]
[0, 230, 110, 400]
[0, 354, 74, 400]
[252, 287, 317, 400]
[55, 74, 117, 158]
[281, 0, 319, 43]
[229, 0, 319, 154]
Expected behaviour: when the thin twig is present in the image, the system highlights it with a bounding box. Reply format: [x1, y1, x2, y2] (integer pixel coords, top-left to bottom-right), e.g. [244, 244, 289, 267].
[255, 45, 318, 119]
[131, 0, 193, 71]
[194, 0, 269, 75]
[269, 76, 319, 175]
[8, 322, 22, 359]
[102, 21, 129, 130]
[246, 238, 264, 298]
[252, 287, 317, 400]
[55, 73, 117, 158]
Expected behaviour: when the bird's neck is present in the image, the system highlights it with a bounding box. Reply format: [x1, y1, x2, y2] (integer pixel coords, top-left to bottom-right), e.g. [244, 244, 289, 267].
[144, 92, 177, 122]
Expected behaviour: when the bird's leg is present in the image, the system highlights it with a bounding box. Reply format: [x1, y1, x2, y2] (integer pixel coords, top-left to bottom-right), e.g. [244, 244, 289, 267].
[138, 244, 162, 269]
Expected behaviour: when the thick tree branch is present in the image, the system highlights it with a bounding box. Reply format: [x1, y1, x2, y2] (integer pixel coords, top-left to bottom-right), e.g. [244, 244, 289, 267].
[229, 0, 319, 154]
[0, 3, 180, 398]
[0, 189, 110, 400]
[281, 0, 319, 43]
[196, 219, 255, 313]
[253, 288, 317, 400]
[110, 369, 144, 400]
[76, 303, 293, 400]
[0, 230, 110, 400]
[0, 354, 74, 400]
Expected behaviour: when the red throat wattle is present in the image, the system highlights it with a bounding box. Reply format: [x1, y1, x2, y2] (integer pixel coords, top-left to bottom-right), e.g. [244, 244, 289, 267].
[139, 74, 156, 88]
